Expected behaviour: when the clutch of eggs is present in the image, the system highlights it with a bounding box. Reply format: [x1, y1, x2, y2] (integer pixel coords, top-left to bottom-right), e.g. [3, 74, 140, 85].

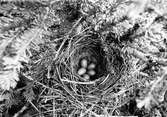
[77, 58, 97, 81]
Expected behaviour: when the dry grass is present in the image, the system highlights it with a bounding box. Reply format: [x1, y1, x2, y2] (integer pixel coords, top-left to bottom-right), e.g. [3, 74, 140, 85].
[0, 0, 167, 117]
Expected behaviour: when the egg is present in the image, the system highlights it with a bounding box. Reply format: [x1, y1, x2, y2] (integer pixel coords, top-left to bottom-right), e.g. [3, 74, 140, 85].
[88, 63, 96, 69]
[77, 68, 86, 75]
[83, 74, 90, 80]
[88, 70, 96, 76]
[81, 59, 87, 68]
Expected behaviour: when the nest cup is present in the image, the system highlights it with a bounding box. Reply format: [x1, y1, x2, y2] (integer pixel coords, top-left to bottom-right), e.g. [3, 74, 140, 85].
[71, 38, 108, 82]
[67, 35, 130, 105]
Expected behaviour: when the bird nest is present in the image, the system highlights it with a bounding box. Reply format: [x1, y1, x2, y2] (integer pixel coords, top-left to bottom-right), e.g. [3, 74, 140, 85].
[65, 34, 129, 99]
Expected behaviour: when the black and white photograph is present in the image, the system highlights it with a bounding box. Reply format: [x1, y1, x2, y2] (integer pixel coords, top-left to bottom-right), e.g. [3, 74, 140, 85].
[0, 0, 167, 116]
